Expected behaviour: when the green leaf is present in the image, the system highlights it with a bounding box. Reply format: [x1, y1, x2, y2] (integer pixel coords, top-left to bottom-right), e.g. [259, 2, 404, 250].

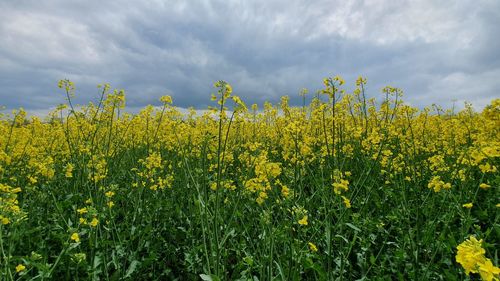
[345, 223, 361, 232]
[124, 260, 140, 279]
[335, 234, 348, 243]
[200, 274, 221, 281]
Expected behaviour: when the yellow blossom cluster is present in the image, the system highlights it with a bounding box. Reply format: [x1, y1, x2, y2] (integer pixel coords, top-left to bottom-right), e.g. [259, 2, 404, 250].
[0, 77, 498, 279]
[456, 236, 500, 280]
[0, 183, 24, 225]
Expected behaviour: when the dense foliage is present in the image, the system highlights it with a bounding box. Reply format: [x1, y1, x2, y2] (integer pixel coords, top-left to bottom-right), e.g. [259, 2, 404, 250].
[1, 77, 499, 280]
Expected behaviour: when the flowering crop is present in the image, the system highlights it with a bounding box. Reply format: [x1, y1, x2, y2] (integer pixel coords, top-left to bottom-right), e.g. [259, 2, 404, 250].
[0, 77, 498, 280]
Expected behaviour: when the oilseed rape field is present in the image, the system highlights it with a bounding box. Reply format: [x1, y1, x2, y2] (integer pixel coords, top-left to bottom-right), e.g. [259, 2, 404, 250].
[0, 76, 499, 280]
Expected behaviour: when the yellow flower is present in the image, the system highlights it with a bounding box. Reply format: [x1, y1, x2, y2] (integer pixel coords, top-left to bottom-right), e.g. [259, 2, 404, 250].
[90, 217, 99, 227]
[281, 185, 290, 198]
[232, 95, 247, 111]
[479, 163, 497, 173]
[28, 176, 37, 184]
[333, 179, 349, 194]
[225, 84, 232, 94]
[480, 183, 491, 190]
[341, 196, 351, 208]
[456, 236, 485, 275]
[1, 216, 10, 225]
[308, 242, 318, 252]
[71, 232, 80, 243]
[478, 259, 500, 281]
[427, 176, 452, 192]
[159, 95, 173, 104]
[333, 75, 345, 86]
[105, 191, 115, 198]
[107, 201, 114, 208]
[256, 192, 268, 205]
[79, 218, 87, 225]
[65, 163, 74, 178]
[298, 215, 308, 226]
[323, 78, 329, 87]
[462, 203, 473, 209]
[77, 207, 88, 214]
[15, 264, 26, 272]
[356, 76, 367, 86]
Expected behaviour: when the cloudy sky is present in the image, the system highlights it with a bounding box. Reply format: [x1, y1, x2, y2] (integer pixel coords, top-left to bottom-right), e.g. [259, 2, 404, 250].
[1, 0, 499, 113]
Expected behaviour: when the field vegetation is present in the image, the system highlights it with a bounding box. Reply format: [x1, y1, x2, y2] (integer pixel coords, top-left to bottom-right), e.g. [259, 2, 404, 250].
[0, 76, 499, 280]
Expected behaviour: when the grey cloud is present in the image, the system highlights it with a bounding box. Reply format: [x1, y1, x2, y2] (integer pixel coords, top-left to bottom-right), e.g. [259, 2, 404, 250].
[0, 0, 499, 112]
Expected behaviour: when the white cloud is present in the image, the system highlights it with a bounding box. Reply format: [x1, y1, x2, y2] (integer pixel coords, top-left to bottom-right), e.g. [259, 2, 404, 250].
[1, 12, 100, 65]
[0, 0, 498, 110]
[423, 68, 500, 109]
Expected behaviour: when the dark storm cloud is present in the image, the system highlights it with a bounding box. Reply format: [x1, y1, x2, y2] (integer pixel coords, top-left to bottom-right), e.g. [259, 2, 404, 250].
[1, 0, 499, 113]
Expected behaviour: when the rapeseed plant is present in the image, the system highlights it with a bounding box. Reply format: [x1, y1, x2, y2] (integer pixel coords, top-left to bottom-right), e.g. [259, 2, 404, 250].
[456, 236, 500, 280]
[0, 78, 497, 280]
